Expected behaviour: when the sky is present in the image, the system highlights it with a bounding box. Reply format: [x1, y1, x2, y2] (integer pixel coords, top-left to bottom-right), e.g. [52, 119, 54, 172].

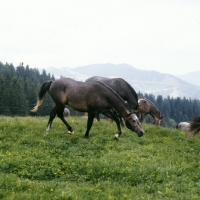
[1, 0, 200, 75]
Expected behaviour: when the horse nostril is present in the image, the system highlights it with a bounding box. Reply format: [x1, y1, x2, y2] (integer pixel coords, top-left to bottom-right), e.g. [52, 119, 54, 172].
[138, 131, 144, 137]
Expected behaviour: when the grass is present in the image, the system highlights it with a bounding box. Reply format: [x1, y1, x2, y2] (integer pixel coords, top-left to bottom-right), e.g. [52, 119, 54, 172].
[0, 116, 200, 199]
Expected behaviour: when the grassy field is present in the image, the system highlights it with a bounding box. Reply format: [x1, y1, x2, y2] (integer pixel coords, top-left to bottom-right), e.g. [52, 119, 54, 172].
[0, 116, 200, 200]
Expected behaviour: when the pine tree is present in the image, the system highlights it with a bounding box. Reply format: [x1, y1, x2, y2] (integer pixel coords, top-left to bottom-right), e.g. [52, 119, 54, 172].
[9, 77, 28, 116]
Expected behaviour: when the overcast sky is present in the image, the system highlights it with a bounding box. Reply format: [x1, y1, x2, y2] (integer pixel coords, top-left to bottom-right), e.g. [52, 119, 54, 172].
[1, 0, 200, 75]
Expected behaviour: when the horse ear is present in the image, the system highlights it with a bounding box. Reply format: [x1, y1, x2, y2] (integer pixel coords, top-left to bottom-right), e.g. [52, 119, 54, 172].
[126, 111, 132, 118]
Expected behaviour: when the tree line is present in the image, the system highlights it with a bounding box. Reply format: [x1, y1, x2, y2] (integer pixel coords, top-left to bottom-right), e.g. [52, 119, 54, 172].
[0, 61, 200, 127]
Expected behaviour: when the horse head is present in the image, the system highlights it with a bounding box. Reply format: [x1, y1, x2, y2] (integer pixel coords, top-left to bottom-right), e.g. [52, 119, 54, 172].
[125, 113, 144, 137]
[153, 116, 163, 126]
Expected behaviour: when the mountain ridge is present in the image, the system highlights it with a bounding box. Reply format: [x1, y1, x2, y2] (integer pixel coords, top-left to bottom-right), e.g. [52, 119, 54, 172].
[45, 63, 200, 100]
[177, 71, 200, 86]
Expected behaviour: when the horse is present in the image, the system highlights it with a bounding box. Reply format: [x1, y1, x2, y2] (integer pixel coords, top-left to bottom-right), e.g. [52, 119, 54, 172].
[176, 122, 190, 131]
[63, 108, 70, 117]
[138, 97, 163, 125]
[31, 77, 144, 139]
[85, 76, 139, 125]
[188, 116, 200, 138]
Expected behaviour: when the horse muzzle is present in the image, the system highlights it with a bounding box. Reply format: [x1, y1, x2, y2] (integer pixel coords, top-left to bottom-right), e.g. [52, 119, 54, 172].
[125, 120, 145, 137]
[137, 131, 144, 137]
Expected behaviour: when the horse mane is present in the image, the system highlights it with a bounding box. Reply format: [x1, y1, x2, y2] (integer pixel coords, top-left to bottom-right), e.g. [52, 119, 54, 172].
[188, 116, 200, 138]
[98, 81, 128, 106]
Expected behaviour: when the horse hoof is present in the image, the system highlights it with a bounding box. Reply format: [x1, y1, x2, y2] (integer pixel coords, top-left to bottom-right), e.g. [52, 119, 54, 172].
[114, 134, 119, 139]
[68, 131, 74, 135]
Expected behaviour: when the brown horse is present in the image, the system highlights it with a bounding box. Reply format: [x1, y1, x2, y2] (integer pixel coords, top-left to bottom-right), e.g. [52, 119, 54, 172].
[85, 76, 139, 125]
[85, 76, 139, 113]
[31, 78, 144, 139]
[138, 97, 162, 125]
[188, 116, 200, 138]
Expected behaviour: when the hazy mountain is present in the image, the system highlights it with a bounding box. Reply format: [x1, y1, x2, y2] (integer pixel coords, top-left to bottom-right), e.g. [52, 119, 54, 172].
[46, 63, 200, 100]
[44, 67, 88, 80]
[177, 71, 200, 86]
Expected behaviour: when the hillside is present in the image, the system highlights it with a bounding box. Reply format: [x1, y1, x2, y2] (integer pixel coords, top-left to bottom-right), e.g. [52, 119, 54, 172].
[46, 63, 200, 99]
[0, 116, 200, 199]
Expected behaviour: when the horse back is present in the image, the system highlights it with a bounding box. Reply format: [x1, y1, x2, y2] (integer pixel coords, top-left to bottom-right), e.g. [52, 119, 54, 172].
[138, 98, 150, 113]
[49, 78, 111, 111]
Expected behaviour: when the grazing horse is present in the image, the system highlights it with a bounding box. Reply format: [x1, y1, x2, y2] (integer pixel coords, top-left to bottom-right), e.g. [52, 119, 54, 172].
[85, 76, 139, 125]
[31, 78, 144, 139]
[63, 108, 70, 117]
[138, 97, 163, 125]
[188, 116, 200, 138]
[176, 122, 190, 131]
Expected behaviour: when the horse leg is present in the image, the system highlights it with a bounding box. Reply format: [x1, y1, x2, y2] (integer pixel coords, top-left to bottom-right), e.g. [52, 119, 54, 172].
[139, 113, 144, 122]
[113, 110, 124, 127]
[85, 112, 95, 138]
[103, 110, 122, 139]
[96, 114, 100, 121]
[46, 107, 57, 132]
[57, 107, 74, 134]
[119, 117, 124, 127]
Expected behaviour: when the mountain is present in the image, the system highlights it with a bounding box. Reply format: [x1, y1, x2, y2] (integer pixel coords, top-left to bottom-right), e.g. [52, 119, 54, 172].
[45, 63, 200, 100]
[177, 71, 200, 86]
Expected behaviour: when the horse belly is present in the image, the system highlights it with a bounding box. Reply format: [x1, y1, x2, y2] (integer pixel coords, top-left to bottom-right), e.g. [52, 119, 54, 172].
[68, 98, 109, 113]
[67, 101, 88, 112]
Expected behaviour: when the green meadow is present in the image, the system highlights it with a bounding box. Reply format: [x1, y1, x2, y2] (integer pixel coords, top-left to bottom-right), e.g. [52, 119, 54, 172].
[0, 116, 200, 200]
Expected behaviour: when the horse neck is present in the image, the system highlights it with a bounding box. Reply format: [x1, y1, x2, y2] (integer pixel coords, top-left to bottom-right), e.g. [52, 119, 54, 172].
[149, 105, 160, 119]
[105, 88, 130, 117]
[111, 97, 130, 117]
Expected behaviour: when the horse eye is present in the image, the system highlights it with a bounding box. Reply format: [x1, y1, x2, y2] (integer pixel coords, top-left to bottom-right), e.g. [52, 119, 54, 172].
[132, 119, 136, 123]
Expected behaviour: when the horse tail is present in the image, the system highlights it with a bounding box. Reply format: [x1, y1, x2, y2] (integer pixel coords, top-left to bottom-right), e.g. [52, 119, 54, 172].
[30, 80, 53, 112]
[188, 116, 200, 138]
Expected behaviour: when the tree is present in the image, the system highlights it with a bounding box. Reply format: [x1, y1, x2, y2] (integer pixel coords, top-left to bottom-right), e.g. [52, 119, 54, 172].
[9, 77, 28, 115]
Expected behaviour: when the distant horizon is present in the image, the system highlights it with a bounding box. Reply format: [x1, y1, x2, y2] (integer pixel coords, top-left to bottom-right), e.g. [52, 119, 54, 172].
[28, 62, 200, 76]
[2, 61, 200, 76]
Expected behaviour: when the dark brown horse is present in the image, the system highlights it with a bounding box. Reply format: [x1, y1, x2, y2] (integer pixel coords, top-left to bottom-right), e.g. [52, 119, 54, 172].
[138, 97, 162, 125]
[85, 76, 139, 125]
[188, 116, 200, 138]
[85, 76, 139, 113]
[31, 78, 144, 139]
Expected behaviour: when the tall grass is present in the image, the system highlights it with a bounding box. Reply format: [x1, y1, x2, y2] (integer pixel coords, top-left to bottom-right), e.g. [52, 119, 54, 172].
[0, 116, 200, 199]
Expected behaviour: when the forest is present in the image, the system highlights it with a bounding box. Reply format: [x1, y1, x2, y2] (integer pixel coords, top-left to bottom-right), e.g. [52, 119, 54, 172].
[0, 61, 200, 127]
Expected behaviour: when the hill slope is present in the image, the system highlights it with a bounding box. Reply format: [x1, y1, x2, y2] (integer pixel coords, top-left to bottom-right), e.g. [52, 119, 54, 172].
[0, 116, 200, 199]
